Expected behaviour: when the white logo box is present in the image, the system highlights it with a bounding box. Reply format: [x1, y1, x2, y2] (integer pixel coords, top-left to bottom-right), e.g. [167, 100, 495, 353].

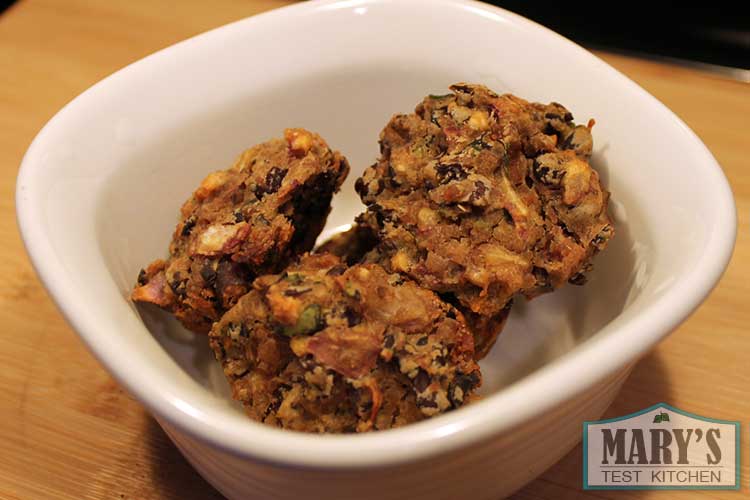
[584, 403, 740, 490]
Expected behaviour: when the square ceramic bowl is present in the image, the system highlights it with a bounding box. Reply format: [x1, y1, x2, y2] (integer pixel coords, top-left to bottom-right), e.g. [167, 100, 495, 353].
[16, 0, 736, 498]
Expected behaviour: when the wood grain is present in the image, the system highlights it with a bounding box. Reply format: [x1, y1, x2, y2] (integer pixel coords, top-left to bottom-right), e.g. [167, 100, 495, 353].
[0, 1, 747, 498]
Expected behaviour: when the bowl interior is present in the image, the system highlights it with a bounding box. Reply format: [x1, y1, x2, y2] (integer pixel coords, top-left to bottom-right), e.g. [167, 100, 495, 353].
[18, 0, 731, 445]
[97, 61, 649, 404]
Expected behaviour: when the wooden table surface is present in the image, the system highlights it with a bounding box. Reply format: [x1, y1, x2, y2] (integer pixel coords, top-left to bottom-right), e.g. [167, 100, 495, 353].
[1, 1, 748, 498]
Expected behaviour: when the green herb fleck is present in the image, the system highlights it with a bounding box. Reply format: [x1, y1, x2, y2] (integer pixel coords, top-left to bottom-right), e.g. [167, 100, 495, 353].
[282, 304, 323, 336]
[283, 273, 304, 285]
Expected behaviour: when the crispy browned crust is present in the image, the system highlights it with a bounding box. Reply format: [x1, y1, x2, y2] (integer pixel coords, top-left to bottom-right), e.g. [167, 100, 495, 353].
[354, 84, 613, 357]
[209, 253, 481, 433]
[132, 129, 350, 333]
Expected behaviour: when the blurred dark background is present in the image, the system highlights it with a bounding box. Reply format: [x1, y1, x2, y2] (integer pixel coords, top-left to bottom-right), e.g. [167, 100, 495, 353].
[489, 2, 748, 73]
[1, 1, 747, 74]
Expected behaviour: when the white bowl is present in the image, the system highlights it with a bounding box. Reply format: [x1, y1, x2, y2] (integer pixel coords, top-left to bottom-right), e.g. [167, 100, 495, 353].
[16, 0, 736, 498]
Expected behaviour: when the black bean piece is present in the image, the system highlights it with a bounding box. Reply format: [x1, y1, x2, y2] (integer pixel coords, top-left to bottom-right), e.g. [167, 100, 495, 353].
[469, 180, 488, 202]
[547, 103, 573, 122]
[449, 83, 474, 94]
[263, 167, 287, 195]
[169, 278, 186, 298]
[532, 159, 565, 186]
[569, 273, 587, 286]
[414, 369, 431, 393]
[343, 307, 361, 327]
[360, 400, 373, 413]
[435, 162, 468, 184]
[559, 131, 574, 150]
[378, 140, 391, 158]
[137, 269, 148, 286]
[214, 341, 227, 361]
[532, 162, 549, 182]
[559, 222, 580, 242]
[181, 215, 197, 236]
[371, 204, 394, 227]
[501, 208, 514, 225]
[457, 372, 479, 393]
[263, 383, 291, 418]
[283, 287, 312, 297]
[532, 266, 549, 280]
[354, 177, 366, 197]
[416, 397, 438, 409]
[532, 267, 552, 291]
[383, 334, 395, 349]
[325, 264, 347, 277]
[200, 263, 217, 286]
[416, 336, 428, 346]
[468, 137, 491, 151]
[543, 123, 557, 136]
[448, 371, 479, 407]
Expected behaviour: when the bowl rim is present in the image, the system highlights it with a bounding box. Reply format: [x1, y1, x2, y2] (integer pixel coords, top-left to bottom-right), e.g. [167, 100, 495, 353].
[15, 0, 737, 469]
